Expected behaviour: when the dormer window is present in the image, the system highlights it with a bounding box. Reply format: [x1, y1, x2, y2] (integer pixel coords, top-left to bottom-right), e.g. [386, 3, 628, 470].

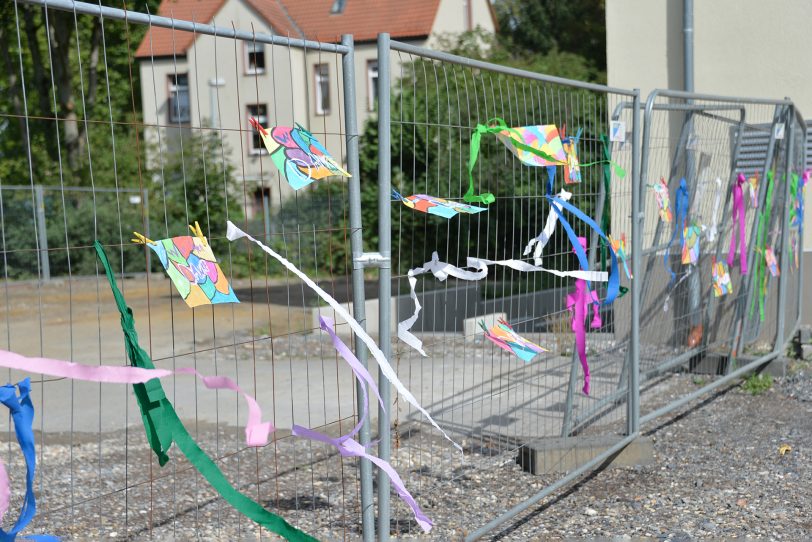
[330, 0, 346, 14]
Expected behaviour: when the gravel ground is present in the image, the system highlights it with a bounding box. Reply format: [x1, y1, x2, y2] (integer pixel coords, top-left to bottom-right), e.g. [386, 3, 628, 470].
[6, 358, 811, 540]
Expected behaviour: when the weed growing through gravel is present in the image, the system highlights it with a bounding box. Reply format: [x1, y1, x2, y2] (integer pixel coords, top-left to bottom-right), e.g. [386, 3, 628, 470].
[741, 372, 774, 395]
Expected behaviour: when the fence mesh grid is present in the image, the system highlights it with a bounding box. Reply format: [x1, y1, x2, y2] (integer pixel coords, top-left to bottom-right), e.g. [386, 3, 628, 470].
[383, 45, 636, 537]
[2, 2, 363, 539]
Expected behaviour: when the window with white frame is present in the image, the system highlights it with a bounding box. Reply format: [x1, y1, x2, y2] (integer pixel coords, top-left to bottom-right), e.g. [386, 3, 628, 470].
[367, 60, 378, 111]
[314, 64, 330, 115]
[247, 104, 268, 154]
[167, 73, 190, 124]
[245, 42, 266, 74]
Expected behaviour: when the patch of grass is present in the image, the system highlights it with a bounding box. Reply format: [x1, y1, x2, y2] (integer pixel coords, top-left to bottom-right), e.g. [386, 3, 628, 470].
[741, 373, 774, 395]
[692, 376, 707, 386]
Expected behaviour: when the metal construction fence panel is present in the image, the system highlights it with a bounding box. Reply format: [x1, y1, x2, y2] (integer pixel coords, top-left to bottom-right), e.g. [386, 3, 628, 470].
[374, 37, 640, 540]
[3, 0, 376, 539]
[636, 91, 805, 426]
[0, 1, 808, 541]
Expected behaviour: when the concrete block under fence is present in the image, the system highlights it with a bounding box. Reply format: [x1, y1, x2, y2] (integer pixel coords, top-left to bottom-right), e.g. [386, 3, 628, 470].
[312, 298, 398, 336]
[517, 435, 653, 475]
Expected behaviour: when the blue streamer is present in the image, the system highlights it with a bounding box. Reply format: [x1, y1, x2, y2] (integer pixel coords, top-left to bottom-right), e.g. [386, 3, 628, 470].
[546, 195, 620, 306]
[664, 178, 689, 284]
[0, 378, 58, 542]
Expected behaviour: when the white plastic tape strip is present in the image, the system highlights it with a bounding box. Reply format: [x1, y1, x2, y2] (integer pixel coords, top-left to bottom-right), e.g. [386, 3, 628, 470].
[522, 189, 572, 265]
[398, 252, 608, 357]
[706, 177, 723, 243]
[225, 222, 463, 453]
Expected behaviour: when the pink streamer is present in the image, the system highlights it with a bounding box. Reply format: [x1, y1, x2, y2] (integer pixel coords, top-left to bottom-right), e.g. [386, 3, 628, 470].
[0, 460, 8, 524]
[0, 350, 274, 447]
[727, 173, 748, 274]
[292, 317, 433, 533]
[565, 237, 602, 395]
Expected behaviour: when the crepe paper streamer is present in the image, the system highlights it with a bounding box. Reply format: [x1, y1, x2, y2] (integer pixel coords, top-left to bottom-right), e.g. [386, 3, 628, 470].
[466, 119, 626, 204]
[561, 126, 582, 184]
[650, 177, 673, 223]
[224, 223, 462, 454]
[765, 247, 780, 277]
[0, 349, 273, 448]
[523, 189, 572, 265]
[712, 257, 733, 297]
[565, 238, 602, 395]
[292, 317, 432, 533]
[706, 178, 723, 243]
[133, 224, 239, 308]
[249, 117, 350, 191]
[789, 171, 808, 270]
[479, 318, 549, 363]
[391, 190, 487, 219]
[0, 379, 59, 542]
[399, 252, 606, 357]
[95, 243, 316, 542]
[750, 171, 777, 322]
[727, 173, 748, 275]
[663, 178, 689, 284]
[546, 192, 621, 307]
[682, 222, 701, 265]
[748, 172, 760, 209]
[608, 233, 632, 279]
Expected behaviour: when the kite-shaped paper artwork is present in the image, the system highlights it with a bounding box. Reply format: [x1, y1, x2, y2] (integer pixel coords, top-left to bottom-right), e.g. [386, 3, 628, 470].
[133, 223, 239, 308]
[608, 233, 632, 279]
[392, 191, 487, 219]
[651, 177, 673, 222]
[480, 318, 549, 363]
[249, 118, 350, 190]
[712, 257, 733, 297]
[765, 247, 780, 277]
[495, 124, 566, 167]
[561, 127, 582, 184]
[682, 222, 701, 265]
[748, 172, 760, 208]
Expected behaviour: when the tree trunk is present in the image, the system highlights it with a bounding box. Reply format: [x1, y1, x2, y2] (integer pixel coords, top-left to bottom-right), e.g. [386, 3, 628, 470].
[50, 11, 79, 172]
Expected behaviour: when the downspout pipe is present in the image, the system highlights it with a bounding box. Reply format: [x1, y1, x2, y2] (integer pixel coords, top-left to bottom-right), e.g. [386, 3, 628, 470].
[684, 0, 694, 92]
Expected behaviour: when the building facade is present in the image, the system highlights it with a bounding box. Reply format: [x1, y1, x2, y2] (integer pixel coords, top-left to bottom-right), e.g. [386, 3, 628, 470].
[136, 0, 496, 218]
[606, 0, 812, 322]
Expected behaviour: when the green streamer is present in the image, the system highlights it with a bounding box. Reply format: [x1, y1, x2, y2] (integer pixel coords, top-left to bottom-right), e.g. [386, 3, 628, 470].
[466, 118, 626, 205]
[94, 242, 318, 542]
[749, 171, 777, 322]
[789, 173, 800, 265]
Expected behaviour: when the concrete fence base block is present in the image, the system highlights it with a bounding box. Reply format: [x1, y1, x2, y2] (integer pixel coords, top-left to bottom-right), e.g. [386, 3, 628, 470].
[517, 435, 654, 475]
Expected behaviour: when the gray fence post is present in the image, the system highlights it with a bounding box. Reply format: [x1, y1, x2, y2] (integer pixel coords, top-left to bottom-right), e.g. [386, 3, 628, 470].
[629, 89, 642, 435]
[376, 32, 393, 542]
[775, 107, 796, 350]
[34, 185, 50, 281]
[341, 34, 375, 542]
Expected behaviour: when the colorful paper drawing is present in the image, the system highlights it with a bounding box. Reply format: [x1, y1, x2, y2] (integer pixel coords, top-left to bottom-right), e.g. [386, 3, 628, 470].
[608, 233, 632, 279]
[765, 247, 780, 277]
[651, 177, 673, 222]
[480, 318, 549, 363]
[748, 172, 760, 208]
[249, 118, 350, 190]
[393, 191, 487, 219]
[712, 258, 733, 297]
[561, 127, 582, 184]
[682, 222, 701, 265]
[133, 223, 239, 308]
[610, 121, 626, 143]
[495, 124, 566, 167]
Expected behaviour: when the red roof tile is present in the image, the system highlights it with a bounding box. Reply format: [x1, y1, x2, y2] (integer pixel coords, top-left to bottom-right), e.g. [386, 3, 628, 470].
[135, 0, 303, 58]
[278, 0, 441, 43]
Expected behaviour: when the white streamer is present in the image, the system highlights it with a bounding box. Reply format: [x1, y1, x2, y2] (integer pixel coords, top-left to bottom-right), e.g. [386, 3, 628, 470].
[225, 222, 463, 453]
[522, 189, 572, 265]
[706, 177, 723, 243]
[398, 252, 608, 357]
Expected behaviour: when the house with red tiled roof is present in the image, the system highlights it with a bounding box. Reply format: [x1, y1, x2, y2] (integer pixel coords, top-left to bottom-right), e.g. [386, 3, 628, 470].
[136, 0, 496, 219]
